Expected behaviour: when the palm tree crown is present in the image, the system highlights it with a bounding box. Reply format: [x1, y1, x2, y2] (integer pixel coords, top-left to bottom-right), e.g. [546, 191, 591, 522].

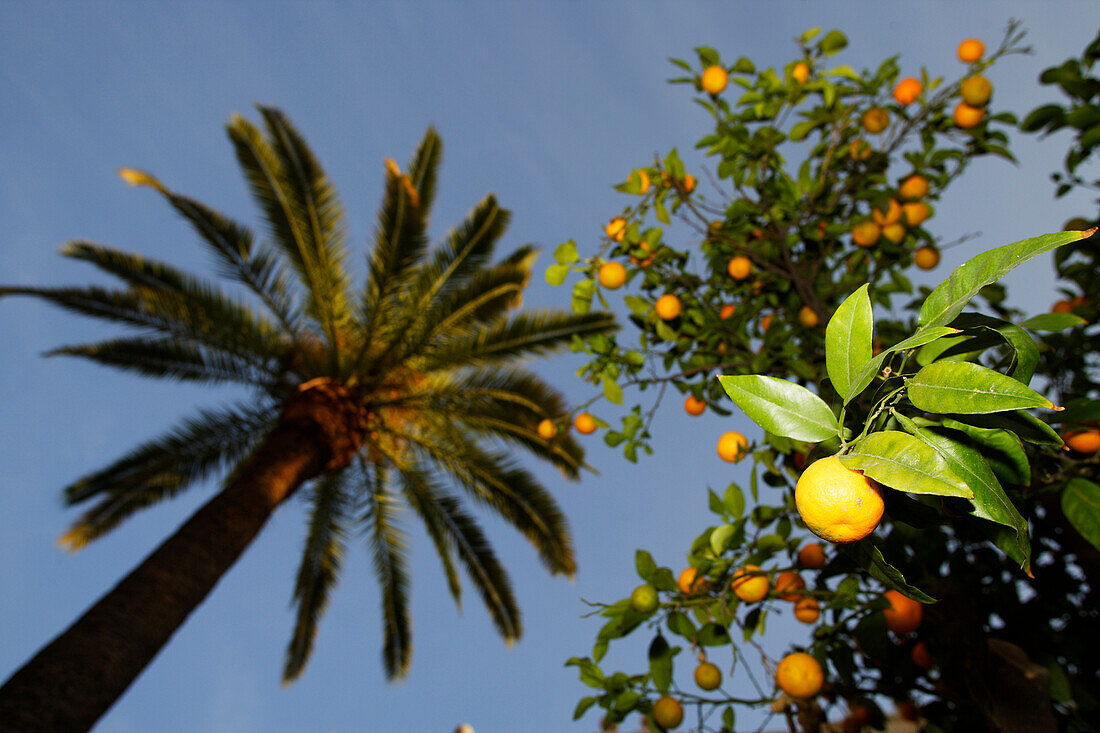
[2, 106, 614, 684]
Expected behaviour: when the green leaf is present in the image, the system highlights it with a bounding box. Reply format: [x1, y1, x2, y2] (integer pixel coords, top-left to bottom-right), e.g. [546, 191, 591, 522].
[962, 410, 1064, 447]
[697, 622, 731, 647]
[710, 523, 737, 555]
[908, 361, 1057, 414]
[1062, 479, 1100, 553]
[820, 30, 848, 55]
[1018, 312, 1087, 331]
[723, 483, 745, 518]
[941, 418, 1030, 486]
[553, 240, 578, 264]
[603, 376, 623, 405]
[917, 230, 1087, 329]
[573, 696, 598, 721]
[571, 278, 595, 314]
[950, 313, 1039, 384]
[623, 295, 651, 316]
[845, 327, 959, 404]
[825, 284, 873, 399]
[841, 430, 972, 499]
[648, 635, 674, 694]
[1052, 397, 1100, 426]
[635, 550, 657, 581]
[718, 375, 839, 442]
[851, 540, 936, 602]
[545, 263, 571, 286]
[667, 611, 696, 641]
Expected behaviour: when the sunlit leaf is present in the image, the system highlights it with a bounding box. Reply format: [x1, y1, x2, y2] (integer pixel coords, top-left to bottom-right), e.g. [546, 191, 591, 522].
[908, 361, 1057, 414]
[825, 284, 872, 399]
[845, 327, 958, 404]
[840, 430, 971, 498]
[718, 375, 839, 442]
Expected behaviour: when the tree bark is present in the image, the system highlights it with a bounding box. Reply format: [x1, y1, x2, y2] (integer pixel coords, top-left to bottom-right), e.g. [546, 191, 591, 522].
[0, 390, 346, 732]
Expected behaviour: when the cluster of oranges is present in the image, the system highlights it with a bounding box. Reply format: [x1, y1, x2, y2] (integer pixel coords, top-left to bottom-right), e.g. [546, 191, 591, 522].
[955, 39, 991, 128]
[849, 172, 939, 268]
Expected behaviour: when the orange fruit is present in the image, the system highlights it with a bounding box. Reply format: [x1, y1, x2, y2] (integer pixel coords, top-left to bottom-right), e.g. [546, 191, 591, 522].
[701, 65, 729, 95]
[727, 255, 752, 280]
[795, 456, 884, 543]
[954, 101, 985, 128]
[849, 139, 872, 161]
[694, 662, 723, 691]
[717, 431, 749, 462]
[631, 584, 660, 613]
[899, 174, 929, 200]
[862, 107, 889, 134]
[655, 294, 682, 321]
[760, 313, 774, 331]
[683, 174, 696, 193]
[798, 305, 819, 328]
[573, 412, 597, 435]
[872, 199, 902, 227]
[652, 695, 684, 729]
[883, 589, 923, 634]
[961, 75, 992, 106]
[902, 201, 930, 227]
[957, 38, 985, 63]
[731, 564, 769, 602]
[598, 261, 627, 289]
[605, 216, 627, 242]
[852, 221, 881, 247]
[797, 543, 827, 568]
[893, 77, 922, 105]
[793, 597, 820, 624]
[775, 652, 824, 699]
[911, 641, 934, 669]
[775, 570, 806, 601]
[629, 241, 654, 267]
[881, 223, 907, 244]
[678, 567, 705, 596]
[684, 395, 706, 416]
[792, 61, 810, 85]
[633, 169, 651, 194]
[537, 419, 557, 440]
[1065, 429, 1100, 454]
[719, 303, 736, 320]
[914, 246, 940, 270]
[1052, 299, 1074, 314]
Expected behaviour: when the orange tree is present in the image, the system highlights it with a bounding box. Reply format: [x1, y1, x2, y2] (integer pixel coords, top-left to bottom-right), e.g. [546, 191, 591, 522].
[552, 25, 1100, 732]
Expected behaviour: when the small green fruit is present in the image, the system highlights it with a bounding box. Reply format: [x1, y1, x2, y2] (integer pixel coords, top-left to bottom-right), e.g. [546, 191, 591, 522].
[630, 584, 659, 613]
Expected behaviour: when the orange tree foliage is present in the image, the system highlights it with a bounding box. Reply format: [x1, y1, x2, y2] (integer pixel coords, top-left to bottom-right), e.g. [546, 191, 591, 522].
[552, 24, 1100, 732]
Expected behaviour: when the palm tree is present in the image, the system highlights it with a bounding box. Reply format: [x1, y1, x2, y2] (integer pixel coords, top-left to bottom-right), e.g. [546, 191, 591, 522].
[0, 106, 614, 731]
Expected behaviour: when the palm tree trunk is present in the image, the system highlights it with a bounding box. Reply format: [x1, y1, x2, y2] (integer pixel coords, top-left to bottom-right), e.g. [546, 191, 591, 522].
[0, 398, 339, 732]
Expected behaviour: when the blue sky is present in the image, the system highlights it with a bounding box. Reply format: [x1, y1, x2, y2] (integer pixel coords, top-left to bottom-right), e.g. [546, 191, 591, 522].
[1, 3, 1097, 732]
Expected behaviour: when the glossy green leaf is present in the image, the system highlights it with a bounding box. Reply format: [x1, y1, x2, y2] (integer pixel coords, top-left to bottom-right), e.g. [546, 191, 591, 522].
[723, 483, 745, 518]
[718, 375, 839, 442]
[602, 376, 623, 405]
[950, 313, 1039, 385]
[845, 327, 958, 404]
[851, 540, 936, 602]
[666, 611, 696, 641]
[710, 523, 737, 555]
[635, 550, 657, 582]
[1018, 312, 1087, 331]
[917, 230, 1086, 329]
[963, 410, 1064, 447]
[908, 361, 1057, 414]
[572, 696, 598, 721]
[1062, 479, 1100, 553]
[941, 418, 1030, 485]
[825, 284, 873, 399]
[554, 240, 578, 264]
[544, 263, 571, 286]
[840, 430, 971, 498]
[648, 635, 674, 694]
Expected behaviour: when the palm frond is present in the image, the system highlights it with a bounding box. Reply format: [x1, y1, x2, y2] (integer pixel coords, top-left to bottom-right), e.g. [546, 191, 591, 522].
[59, 401, 277, 548]
[47, 337, 276, 386]
[398, 467, 521, 643]
[283, 473, 351, 683]
[394, 465, 462, 605]
[405, 127, 442, 219]
[362, 462, 412, 679]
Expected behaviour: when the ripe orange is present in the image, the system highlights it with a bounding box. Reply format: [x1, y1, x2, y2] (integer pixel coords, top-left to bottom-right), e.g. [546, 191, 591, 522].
[717, 431, 749, 462]
[1052, 299, 1073, 314]
[893, 77, 922, 105]
[914, 246, 940, 270]
[760, 313, 774, 331]
[537, 419, 557, 440]
[598, 262, 627, 289]
[719, 303, 736, 320]
[798, 305, 819, 328]
[849, 139, 872, 161]
[677, 567, 705, 596]
[694, 662, 723, 691]
[797, 543, 827, 568]
[872, 199, 902, 227]
[701, 65, 729, 95]
[957, 38, 985, 63]
[683, 174, 696, 193]
[655, 294, 682, 321]
[684, 395, 706, 416]
[961, 75, 992, 106]
[795, 456, 884, 543]
[852, 221, 881, 247]
[775, 652, 824, 699]
[631, 584, 660, 613]
[1065, 429, 1100, 454]
[881, 223, 907, 244]
[793, 597, 820, 624]
[652, 695, 684, 729]
[883, 589, 923, 634]
[902, 201, 930, 227]
[954, 102, 985, 128]
[792, 61, 810, 85]
[862, 107, 889, 134]
[605, 216, 627, 242]
[899, 174, 930, 200]
[727, 255, 752, 280]
[630, 241, 654, 267]
[911, 641, 934, 669]
[573, 412, 597, 435]
[775, 571, 806, 601]
[732, 564, 769, 602]
[634, 169, 651, 194]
